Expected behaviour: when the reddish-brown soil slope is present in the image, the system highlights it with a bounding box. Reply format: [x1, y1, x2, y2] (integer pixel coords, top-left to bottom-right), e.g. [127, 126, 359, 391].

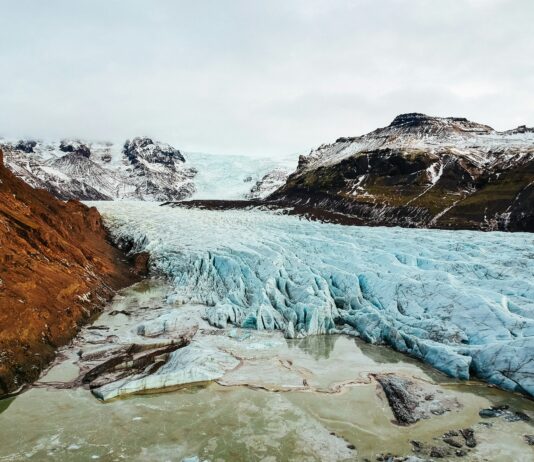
[0, 148, 142, 396]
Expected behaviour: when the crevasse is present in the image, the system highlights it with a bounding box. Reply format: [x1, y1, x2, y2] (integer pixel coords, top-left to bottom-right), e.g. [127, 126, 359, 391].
[91, 201, 534, 397]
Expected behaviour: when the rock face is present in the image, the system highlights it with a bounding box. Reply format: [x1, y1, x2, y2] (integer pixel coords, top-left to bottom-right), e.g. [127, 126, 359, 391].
[270, 113, 534, 231]
[121, 137, 196, 201]
[0, 137, 197, 201]
[0, 148, 139, 396]
[374, 374, 461, 425]
[59, 140, 91, 158]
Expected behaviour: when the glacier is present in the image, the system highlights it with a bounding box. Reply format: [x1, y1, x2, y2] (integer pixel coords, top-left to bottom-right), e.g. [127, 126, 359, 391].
[91, 201, 534, 397]
[186, 151, 296, 199]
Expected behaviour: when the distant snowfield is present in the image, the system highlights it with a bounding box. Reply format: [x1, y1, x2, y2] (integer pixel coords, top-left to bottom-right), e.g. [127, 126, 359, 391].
[89, 201, 534, 397]
[185, 151, 297, 199]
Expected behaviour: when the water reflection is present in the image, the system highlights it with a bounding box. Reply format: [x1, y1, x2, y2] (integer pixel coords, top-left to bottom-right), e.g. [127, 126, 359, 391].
[286, 334, 338, 360]
[0, 396, 14, 415]
[356, 338, 405, 364]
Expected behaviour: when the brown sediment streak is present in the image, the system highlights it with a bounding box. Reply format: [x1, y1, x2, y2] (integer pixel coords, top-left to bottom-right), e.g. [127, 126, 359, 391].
[215, 376, 374, 395]
[0, 148, 145, 397]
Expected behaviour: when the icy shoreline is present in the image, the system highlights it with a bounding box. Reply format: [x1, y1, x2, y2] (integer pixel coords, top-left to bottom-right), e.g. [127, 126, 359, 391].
[89, 201, 534, 397]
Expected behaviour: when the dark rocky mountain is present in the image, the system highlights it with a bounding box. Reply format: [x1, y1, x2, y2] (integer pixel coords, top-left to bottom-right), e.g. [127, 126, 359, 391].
[59, 140, 91, 158]
[0, 137, 197, 201]
[269, 113, 534, 231]
[121, 137, 196, 201]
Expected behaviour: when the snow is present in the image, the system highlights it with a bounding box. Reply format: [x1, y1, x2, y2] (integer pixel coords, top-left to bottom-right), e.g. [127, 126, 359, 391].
[427, 161, 443, 185]
[90, 201, 534, 397]
[246, 168, 291, 199]
[0, 138, 197, 201]
[39, 165, 71, 182]
[1, 139, 298, 201]
[298, 116, 534, 174]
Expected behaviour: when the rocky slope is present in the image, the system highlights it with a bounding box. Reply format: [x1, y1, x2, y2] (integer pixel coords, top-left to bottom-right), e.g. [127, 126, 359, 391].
[0, 148, 142, 396]
[270, 113, 534, 231]
[0, 137, 197, 201]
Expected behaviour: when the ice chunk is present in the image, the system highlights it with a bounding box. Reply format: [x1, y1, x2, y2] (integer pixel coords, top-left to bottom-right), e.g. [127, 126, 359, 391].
[92, 344, 240, 400]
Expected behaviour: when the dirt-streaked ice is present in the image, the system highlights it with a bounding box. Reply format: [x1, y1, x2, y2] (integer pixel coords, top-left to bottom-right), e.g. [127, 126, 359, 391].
[91, 201, 534, 397]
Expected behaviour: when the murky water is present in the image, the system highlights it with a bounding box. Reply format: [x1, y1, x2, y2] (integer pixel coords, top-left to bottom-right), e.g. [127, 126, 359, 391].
[1, 280, 533, 462]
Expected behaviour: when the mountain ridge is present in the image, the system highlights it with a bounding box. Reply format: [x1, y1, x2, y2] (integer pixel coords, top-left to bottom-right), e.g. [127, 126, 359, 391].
[270, 113, 534, 231]
[0, 136, 197, 202]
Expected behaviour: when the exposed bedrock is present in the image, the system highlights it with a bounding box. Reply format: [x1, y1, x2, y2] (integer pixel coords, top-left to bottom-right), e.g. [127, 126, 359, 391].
[374, 374, 461, 426]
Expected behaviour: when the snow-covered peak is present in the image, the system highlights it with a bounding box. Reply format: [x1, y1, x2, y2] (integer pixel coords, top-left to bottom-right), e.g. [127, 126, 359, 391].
[387, 112, 494, 134]
[59, 139, 91, 158]
[123, 137, 186, 168]
[297, 113, 534, 173]
[0, 137, 197, 201]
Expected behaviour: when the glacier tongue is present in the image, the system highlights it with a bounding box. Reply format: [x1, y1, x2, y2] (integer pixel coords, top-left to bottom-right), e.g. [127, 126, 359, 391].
[91, 201, 534, 396]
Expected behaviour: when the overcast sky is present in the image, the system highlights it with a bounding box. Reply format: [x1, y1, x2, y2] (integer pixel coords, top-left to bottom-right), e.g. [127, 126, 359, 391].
[0, 0, 533, 157]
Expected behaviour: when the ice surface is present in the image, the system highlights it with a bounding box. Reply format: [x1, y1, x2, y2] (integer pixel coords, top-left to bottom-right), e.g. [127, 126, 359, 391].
[91, 201, 534, 396]
[92, 344, 240, 400]
[65, 279, 437, 400]
[186, 151, 297, 199]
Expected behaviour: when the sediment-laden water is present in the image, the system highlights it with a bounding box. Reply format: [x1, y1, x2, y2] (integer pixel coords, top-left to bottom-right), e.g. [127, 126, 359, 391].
[1, 280, 533, 461]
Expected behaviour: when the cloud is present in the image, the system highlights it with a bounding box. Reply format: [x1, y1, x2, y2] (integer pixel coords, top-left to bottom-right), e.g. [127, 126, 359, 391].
[0, 0, 532, 156]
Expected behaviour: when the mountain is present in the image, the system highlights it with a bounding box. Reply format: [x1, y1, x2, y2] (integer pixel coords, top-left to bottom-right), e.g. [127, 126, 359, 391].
[1, 138, 297, 201]
[0, 137, 197, 201]
[0, 148, 140, 396]
[269, 113, 534, 231]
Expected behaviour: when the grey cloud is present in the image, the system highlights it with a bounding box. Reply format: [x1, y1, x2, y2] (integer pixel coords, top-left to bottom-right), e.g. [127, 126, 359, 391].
[0, 0, 532, 156]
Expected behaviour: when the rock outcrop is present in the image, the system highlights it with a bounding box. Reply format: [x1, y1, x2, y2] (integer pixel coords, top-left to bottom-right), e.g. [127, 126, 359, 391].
[246, 168, 290, 199]
[121, 137, 196, 201]
[270, 113, 534, 231]
[374, 374, 461, 425]
[0, 148, 140, 396]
